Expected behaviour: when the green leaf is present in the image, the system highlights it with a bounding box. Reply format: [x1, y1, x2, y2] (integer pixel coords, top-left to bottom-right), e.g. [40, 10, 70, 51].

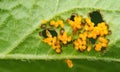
[0, 0, 120, 72]
[0, 59, 120, 72]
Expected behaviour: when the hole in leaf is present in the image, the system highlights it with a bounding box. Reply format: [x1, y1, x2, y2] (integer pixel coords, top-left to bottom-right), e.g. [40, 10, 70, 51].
[89, 11, 104, 26]
[89, 38, 96, 44]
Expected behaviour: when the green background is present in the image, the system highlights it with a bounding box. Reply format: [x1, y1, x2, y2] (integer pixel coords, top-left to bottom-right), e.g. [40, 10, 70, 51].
[0, 0, 120, 72]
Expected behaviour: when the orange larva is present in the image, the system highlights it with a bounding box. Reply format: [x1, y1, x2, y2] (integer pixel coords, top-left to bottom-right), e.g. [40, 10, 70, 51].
[65, 59, 73, 68]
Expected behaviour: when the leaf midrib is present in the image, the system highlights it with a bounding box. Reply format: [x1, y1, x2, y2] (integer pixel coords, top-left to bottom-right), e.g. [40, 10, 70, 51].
[1, 54, 120, 62]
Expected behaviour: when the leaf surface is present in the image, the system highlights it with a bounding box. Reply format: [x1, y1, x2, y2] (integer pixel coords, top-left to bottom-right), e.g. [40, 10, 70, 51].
[0, 0, 120, 71]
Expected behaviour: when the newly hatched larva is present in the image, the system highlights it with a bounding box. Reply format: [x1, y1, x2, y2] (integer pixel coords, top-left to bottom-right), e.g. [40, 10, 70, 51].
[65, 59, 73, 68]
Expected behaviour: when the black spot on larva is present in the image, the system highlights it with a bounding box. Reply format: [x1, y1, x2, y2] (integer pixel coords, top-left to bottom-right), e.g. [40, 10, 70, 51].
[40, 24, 46, 29]
[89, 11, 104, 26]
[41, 28, 57, 38]
[39, 32, 42, 36]
[60, 28, 65, 35]
[108, 30, 112, 35]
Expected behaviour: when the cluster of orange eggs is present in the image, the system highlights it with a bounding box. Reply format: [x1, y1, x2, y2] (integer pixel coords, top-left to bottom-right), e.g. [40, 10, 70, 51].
[39, 10, 111, 68]
[39, 11, 110, 54]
